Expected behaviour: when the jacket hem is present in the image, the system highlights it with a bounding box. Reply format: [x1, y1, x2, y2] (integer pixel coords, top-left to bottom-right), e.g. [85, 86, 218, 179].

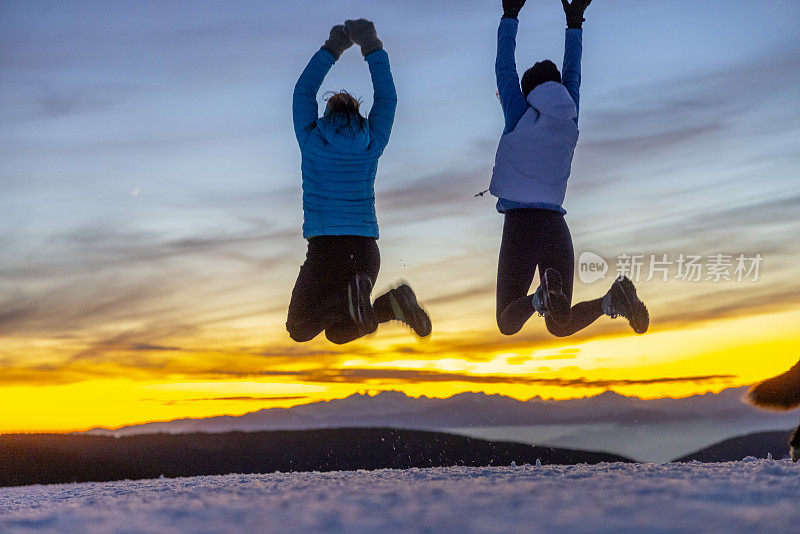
[495, 198, 567, 215]
[303, 227, 379, 239]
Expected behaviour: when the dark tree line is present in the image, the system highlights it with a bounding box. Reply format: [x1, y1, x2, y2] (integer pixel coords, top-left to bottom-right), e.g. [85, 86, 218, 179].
[0, 427, 631, 487]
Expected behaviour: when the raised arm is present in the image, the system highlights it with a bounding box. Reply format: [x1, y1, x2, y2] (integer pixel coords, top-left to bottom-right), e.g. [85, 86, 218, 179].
[562, 29, 583, 123]
[561, 0, 591, 124]
[345, 19, 397, 152]
[365, 50, 397, 152]
[292, 26, 353, 146]
[496, 1, 530, 134]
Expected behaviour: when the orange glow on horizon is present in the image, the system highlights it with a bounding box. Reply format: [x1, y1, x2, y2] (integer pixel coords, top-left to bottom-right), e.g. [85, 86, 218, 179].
[2, 307, 798, 434]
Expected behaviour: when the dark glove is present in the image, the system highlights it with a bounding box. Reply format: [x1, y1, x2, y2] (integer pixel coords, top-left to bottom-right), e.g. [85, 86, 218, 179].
[344, 19, 383, 57]
[561, 0, 592, 29]
[322, 25, 353, 60]
[502, 0, 527, 19]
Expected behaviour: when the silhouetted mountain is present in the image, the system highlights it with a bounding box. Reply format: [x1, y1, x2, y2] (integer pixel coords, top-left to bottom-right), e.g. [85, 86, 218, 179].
[86, 387, 800, 436]
[673, 430, 794, 462]
[0, 428, 632, 487]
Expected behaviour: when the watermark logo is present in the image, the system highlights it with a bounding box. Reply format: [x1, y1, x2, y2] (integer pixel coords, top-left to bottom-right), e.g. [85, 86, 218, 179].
[577, 252, 763, 283]
[578, 251, 609, 284]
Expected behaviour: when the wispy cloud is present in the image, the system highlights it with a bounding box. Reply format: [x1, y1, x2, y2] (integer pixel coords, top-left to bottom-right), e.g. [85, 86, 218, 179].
[0, 220, 297, 338]
[242, 368, 736, 388]
[154, 395, 309, 406]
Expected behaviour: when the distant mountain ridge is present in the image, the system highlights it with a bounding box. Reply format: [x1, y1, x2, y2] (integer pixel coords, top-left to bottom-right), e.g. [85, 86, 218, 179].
[87, 387, 800, 436]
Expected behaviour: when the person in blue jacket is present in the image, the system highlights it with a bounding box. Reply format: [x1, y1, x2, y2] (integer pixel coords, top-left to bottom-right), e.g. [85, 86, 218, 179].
[491, 0, 649, 337]
[286, 19, 431, 344]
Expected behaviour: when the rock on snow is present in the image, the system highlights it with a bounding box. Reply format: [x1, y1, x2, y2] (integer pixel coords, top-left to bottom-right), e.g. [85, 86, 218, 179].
[1, 460, 799, 533]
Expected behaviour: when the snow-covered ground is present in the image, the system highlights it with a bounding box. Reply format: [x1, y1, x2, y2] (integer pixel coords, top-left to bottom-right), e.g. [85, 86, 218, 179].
[1, 460, 799, 533]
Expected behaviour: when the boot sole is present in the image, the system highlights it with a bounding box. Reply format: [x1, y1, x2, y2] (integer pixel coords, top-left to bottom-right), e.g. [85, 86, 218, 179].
[393, 284, 432, 338]
[614, 277, 649, 334]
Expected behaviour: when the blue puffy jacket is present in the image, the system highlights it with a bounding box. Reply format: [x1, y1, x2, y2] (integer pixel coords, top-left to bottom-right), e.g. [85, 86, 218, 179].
[293, 48, 397, 239]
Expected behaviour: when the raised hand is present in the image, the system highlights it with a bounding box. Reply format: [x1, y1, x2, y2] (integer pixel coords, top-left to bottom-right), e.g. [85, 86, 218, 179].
[322, 25, 354, 60]
[561, 0, 593, 29]
[503, 0, 527, 19]
[344, 19, 384, 57]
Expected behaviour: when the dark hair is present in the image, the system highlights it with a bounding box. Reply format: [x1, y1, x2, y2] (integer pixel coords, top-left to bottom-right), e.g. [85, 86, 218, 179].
[323, 90, 365, 129]
[521, 60, 562, 97]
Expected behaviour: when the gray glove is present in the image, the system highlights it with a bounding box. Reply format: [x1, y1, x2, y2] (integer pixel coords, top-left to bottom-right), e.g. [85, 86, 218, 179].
[344, 19, 383, 57]
[322, 25, 353, 60]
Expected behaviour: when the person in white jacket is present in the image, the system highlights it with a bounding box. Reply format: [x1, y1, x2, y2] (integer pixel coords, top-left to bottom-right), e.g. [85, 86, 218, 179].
[491, 0, 649, 337]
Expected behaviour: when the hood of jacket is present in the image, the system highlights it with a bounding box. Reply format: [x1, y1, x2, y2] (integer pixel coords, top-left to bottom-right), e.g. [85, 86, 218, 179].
[316, 114, 371, 152]
[527, 81, 577, 121]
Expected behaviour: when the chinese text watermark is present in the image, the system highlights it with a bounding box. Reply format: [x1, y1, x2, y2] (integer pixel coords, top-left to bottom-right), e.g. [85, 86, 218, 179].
[578, 252, 762, 284]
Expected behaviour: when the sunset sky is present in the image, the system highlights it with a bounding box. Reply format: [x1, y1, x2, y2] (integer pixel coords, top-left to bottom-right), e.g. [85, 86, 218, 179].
[2, 0, 799, 433]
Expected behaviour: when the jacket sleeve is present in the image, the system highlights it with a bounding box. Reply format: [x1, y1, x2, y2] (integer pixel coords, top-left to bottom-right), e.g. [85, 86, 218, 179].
[365, 49, 397, 153]
[562, 28, 583, 125]
[292, 48, 336, 147]
[496, 17, 529, 134]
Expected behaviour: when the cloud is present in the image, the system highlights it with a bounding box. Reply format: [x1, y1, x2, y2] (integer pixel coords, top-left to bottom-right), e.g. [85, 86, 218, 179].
[541, 353, 579, 361]
[3, 85, 119, 122]
[130, 343, 181, 352]
[421, 284, 495, 307]
[515, 43, 792, 176]
[0, 219, 299, 339]
[0, 280, 188, 337]
[1, 221, 293, 282]
[154, 396, 309, 406]
[375, 167, 494, 230]
[197, 367, 735, 388]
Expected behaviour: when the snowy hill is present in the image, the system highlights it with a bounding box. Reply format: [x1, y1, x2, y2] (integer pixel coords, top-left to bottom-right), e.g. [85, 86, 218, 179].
[2, 461, 799, 533]
[675, 430, 794, 462]
[86, 386, 798, 436]
[0, 428, 630, 487]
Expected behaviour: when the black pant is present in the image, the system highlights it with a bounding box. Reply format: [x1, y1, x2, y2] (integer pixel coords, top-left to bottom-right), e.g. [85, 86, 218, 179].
[497, 209, 604, 337]
[286, 236, 394, 345]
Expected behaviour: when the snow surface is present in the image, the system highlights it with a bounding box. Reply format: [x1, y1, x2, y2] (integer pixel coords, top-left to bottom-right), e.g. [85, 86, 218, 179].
[1, 460, 799, 533]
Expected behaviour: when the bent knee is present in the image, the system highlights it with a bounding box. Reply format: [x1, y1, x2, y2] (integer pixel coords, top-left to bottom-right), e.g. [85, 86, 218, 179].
[325, 330, 355, 345]
[497, 319, 522, 337]
[286, 322, 314, 343]
[545, 321, 572, 338]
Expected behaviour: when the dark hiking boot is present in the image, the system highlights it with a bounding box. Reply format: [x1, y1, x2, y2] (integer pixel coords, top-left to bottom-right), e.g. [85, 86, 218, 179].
[602, 276, 649, 334]
[532, 268, 571, 326]
[347, 272, 377, 336]
[386, 284, 432, 338]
